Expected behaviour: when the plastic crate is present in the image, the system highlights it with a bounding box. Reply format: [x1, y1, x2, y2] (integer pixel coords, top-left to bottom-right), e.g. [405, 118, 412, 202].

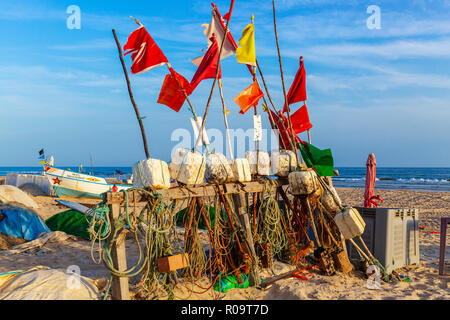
[346, 207, 420, 274]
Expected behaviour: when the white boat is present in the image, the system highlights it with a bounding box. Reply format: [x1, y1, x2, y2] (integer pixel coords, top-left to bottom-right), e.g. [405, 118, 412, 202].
[43, 165, 132, 199]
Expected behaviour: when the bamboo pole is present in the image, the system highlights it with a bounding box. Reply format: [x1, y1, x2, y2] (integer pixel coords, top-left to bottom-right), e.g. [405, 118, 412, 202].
[255, 60, 295, 152]
[166, 63, 198, 120]
[218, 80, 234, 160]
[272, 0, 301, 167]
[129, 17, 205, 150]
[112, 29, 150, 159]
[262, 97, 287, 150]
[194, 0, 236, 149]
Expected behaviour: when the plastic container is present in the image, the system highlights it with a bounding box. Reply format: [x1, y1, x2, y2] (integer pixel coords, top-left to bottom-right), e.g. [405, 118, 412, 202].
[132, 159, 171, 189]
[288, 170, 320, 196]
[205, 153, 234, 184]
[270, 150, 297, 177]
[346, 207, 420, 274]
[334, 207, 366, 240]
[245, 151, 270, 176]
[230, 158, 252, 183]
[169, 149, 206, 185]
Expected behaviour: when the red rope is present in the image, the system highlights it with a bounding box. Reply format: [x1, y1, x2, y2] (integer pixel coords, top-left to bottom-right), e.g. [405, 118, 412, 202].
[367, 195, 383, 208]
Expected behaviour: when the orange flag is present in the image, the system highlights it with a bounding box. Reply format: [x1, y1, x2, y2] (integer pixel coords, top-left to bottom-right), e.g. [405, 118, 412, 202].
[233, 81, 264, 114]
[157, 68, 190, 112]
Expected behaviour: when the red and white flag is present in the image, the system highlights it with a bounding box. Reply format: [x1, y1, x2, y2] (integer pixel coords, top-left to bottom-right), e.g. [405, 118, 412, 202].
[123, 26, 168, 74]
[191, 3, 237, 66]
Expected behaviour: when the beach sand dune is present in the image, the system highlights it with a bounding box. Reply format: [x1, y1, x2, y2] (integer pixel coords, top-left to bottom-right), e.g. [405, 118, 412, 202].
[0, 188, 448, 300]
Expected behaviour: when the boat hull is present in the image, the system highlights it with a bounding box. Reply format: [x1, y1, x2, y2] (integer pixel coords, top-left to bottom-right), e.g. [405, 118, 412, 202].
[43, 166, 132, 199]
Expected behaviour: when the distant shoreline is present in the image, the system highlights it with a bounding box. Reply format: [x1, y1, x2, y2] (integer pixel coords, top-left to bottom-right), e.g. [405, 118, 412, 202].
[1, 167, 448, 192]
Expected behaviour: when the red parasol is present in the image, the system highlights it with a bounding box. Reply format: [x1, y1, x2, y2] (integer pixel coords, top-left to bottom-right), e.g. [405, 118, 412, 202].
[364, 153, 383, 208]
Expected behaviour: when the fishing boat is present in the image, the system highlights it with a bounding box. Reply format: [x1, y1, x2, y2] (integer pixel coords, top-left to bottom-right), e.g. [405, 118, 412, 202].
[43, 165, 132, 199]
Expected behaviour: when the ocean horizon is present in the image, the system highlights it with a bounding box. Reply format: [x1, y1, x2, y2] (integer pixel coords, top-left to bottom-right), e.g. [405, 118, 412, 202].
[1, 166, 449, 192]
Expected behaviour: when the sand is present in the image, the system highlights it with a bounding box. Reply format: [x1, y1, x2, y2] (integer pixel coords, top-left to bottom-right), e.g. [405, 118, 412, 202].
[0, 188, 448, 300]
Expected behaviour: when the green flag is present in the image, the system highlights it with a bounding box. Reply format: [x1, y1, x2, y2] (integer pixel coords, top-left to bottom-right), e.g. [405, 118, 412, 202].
[298, 142, 336, 177]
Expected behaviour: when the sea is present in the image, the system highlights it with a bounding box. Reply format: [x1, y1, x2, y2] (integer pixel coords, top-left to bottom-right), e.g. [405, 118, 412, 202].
[1, 167, 449, 192]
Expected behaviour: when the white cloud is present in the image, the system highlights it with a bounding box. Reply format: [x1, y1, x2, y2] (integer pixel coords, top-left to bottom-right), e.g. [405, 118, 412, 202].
[276, 38, 450, 61]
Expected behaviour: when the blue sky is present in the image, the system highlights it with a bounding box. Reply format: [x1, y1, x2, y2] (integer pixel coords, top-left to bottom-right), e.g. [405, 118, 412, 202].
[0, 0, 449, 167]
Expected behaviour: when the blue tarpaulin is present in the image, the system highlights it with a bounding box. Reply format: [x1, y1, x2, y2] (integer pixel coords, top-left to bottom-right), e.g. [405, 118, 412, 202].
[0, 204, 50, 241]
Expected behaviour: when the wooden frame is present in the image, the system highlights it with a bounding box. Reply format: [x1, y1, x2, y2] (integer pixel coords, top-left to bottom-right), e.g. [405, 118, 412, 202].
[103, 178, 289, 300]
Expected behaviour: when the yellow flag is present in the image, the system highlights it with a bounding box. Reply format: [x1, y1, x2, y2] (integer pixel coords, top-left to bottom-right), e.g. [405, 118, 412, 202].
[236, 15, 256, 67]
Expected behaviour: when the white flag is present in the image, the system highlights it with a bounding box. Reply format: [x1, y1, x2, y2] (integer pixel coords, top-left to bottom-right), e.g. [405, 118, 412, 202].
[191, 117, 210, 148]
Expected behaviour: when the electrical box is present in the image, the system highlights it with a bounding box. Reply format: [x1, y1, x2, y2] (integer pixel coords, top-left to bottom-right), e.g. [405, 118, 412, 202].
[346, 207, 420, 274]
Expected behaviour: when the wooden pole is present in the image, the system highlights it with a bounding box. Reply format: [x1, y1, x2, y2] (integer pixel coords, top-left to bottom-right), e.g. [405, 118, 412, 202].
[166, 64, 198, 119]
[128, 17, 198, 121]
[165, 63, 210, 152]
[108, 199, 130, 300]
[218, 80, 234, 160]
[262, 96, 287, 150]
[272, 0, 301, 167]
[255, 61, 295, 151]
[112, 29, 150, 159]
[194, 0, 236, 149]
[304, 197, 321, 247]
[232, 193, 260, 286]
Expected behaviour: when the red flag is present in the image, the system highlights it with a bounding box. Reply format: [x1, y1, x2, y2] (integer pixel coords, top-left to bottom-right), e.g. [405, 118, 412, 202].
[190, 35, 222, 93]
[268, 109, 300, 151]
[234, 81, 264, 114]
[283, 56, 307, 112]
[291, 104, 313, 134]
[268, 109, 288, 150]
[157, 68, 191, 112]
[123, 26, 168, 74]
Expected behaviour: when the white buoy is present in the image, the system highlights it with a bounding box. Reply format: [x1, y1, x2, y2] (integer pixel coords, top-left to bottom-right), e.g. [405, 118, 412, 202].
[205, 153, 234, 184]
[270, 150, 296, 177]
[245, 151, 270, 176]
[132, 159, 171, 189]
[230, 158, 252, 183]
[169, 148, 206, 185]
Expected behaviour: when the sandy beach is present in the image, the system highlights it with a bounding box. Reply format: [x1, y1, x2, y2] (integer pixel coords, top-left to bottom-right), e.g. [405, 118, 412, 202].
[1, 187, 448, 300]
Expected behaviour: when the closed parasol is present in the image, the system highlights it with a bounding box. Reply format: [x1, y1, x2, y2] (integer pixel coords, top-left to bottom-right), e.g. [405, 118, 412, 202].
[364, 153, 383, 208]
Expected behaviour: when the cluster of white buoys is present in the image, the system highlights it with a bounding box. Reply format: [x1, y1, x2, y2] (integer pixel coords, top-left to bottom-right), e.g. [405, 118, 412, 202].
[131, 148, 304, 188]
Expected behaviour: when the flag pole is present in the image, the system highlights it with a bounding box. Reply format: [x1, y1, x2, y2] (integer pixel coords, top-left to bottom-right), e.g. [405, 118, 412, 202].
[217, 80, 234, 160]
[112, 29, 150, 159]
[166, 64, 198, 119]
[261, 98, 287, 150]
[129, 17, 200, 121]
[129, 17, 209, 152]
[255, 59, 295, 152]
[195, 0, 236, 149]
[272, 0, 301, 167]
[251, 68, 261, 163]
